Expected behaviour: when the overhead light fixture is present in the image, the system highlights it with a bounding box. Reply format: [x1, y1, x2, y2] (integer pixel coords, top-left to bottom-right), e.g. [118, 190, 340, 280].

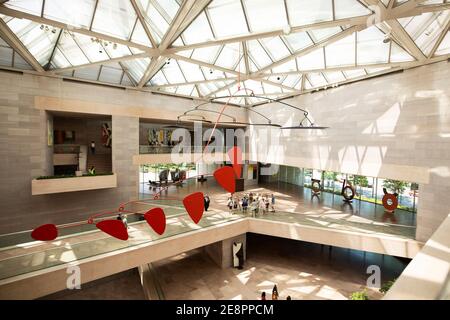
[383, 31, 391, 43]
[282, 25, 291, 35]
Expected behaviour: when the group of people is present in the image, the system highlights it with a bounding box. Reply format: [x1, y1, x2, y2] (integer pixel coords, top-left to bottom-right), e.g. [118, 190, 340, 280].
[227, 193, 276, 215]
[260, 285, 291, 300]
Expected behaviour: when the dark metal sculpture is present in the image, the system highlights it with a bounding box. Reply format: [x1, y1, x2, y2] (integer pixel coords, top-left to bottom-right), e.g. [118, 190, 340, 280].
[177, 94, 328, 129]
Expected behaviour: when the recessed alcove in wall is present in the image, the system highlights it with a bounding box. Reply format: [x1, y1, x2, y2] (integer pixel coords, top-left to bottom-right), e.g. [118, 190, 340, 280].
[51, 112, 112, 175]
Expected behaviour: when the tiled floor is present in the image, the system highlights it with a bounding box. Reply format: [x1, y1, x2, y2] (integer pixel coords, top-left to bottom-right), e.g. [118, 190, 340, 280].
[154, 234, 409, 300]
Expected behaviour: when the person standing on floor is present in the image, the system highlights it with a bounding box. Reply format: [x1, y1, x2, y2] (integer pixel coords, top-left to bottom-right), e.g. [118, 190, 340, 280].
[204, 194, 210, 211]
[242, 196, 248, 213]
[227, 197, 233, 212]
[261, 292, 266, 300]
[272, 285, 279, 300]
[122, 214, 128, 229]
[271, 194, 276, 212]
[90, 140, 96, 154]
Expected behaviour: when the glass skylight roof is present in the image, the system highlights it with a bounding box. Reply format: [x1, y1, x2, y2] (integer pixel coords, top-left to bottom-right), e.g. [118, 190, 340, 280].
[0, 0, 448, 105]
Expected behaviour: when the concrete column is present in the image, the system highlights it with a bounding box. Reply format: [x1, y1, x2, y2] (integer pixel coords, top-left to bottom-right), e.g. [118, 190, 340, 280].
[112, 115, 139, 203]
[204, 234, 247, 269]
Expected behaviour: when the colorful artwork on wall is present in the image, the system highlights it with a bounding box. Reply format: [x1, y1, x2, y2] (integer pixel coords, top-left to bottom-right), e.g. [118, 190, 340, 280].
[102, 123, 112, 148]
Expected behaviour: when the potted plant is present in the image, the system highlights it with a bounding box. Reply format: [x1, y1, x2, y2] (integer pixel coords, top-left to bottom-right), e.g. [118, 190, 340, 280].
[349, 290, 369, 300]
[379, 278, 396, 294]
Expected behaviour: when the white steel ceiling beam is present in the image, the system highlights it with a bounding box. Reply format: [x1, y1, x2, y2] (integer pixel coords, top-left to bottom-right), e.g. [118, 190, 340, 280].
[256, 25, 363, 74]
[48, 52, 150, 73]
[0, 18, 44, 72]
[137, 0, 211, 88]
[0, 5, 158, 55]
[130, 0, 158, 48]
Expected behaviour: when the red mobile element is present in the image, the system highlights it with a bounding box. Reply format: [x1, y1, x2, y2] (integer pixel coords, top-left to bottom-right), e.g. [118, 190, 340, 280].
[227, 146, 242, 178]
[96, 220, 129, 241]
[214, 166, 236, 194]
[144, 207, 166, 235]
[183, 192, 205, 224]
[31, 224, 58, 241]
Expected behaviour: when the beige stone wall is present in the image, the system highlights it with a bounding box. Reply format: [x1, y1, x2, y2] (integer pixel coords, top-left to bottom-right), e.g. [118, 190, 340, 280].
[248, 61, 450, 242]
[0, 72, 137, 233]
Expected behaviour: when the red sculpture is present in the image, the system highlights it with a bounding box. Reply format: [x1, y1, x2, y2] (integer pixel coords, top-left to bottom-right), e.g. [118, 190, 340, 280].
[144, 207, 166, 235]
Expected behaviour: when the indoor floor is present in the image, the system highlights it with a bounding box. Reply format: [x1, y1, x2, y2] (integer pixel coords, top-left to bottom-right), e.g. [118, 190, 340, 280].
[153, 234, 409, 300]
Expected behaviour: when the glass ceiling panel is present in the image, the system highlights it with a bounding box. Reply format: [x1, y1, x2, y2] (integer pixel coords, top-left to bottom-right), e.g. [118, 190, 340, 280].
[283, 32, 314, 52]
[122, 73, 134, 86]
[308, 27, 342, 43]
[13, 51, 33, 70]
[122, 57, 151, 83]
[104, 42, 133, 59]
[57, 32, 90, 66]
[390, 42, 414, 62]
[176, 84, 196, 96]
[191, 46, 222, 64]
[435, 31, 450, 55]
[161, 60, 186, 83]
[243, 0, 288, 33]
[244, 79, 264, 94]
[131, 20, 152, 47]
[249, 58, 259, 73]
[247, 40, 273, 70]
[74, 65, 101, 81]
[0, 45, 13, 68]
[307, 72, 327, 87]
[263, 82, 284, 94]
[282, 75, 302, 88]
[215, 43, 241, 69]
[325, 32, 355, 67]
[0, 35, 9, 46]
[207, 0, 248, 38]
[43, 0, 96, 29]
[149, 70, 168, 86]
[323, 71, 345, 83]
[201, 66, 228, 80]
[259, 37, 291, 61]
[366, 67, 391, 74]
[5, 17, 60, 65]
[357, 26, 389, 64]
[98, 63, 124, 84]
[70, 32, 110, 63]
[180, 12, 214, 45]
[178, 60, 205, 82]
[92, 0, 137, 40]
[401, 11, 450, 56]
[297, 48, 325, 70]
[51, 48, 71, 68]
[137, 0, 170, 43]
[272, 59, 297, 73]
[5, 0, 43, 16]
[343, 68, 366, 79]
[286, 0, 333, 27]
[334, 0, 371, 20]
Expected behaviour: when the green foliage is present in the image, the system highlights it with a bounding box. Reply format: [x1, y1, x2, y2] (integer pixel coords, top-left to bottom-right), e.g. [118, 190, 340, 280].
[349, 290, 369, 300]
[36, 173, 113, 180]
[379, 279, 396, 294]
[382, 179, 408, 194]
[354, 175, 369, 187]
[323, 171, 338, 181]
